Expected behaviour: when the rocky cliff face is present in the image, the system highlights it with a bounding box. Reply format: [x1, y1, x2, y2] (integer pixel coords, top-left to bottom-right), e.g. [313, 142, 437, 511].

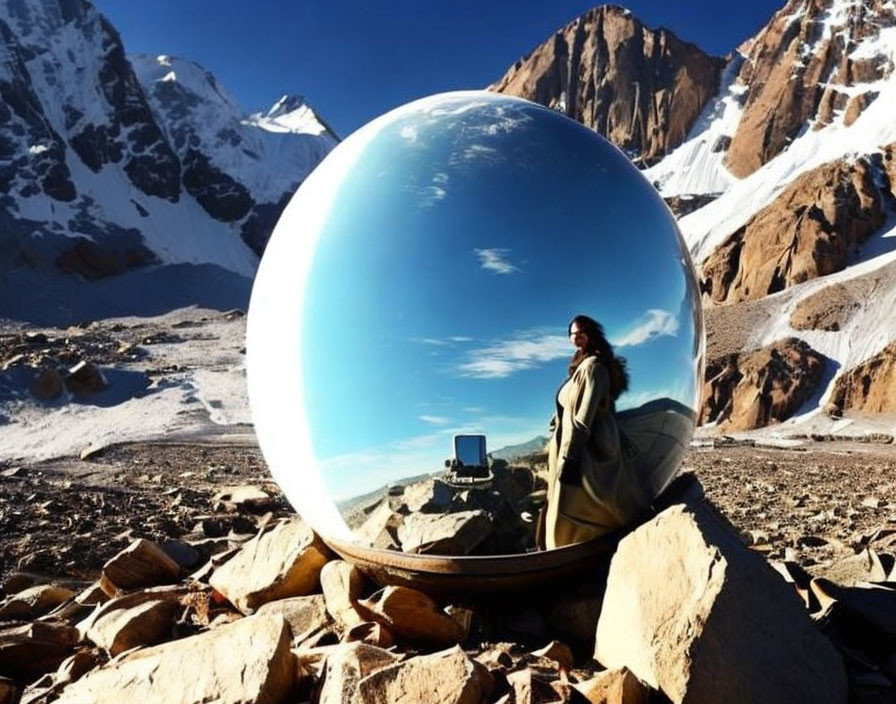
[0, 0, 336, 323]
[700, 338, 825, 430]
[725, 0, 896, 178]
[490, 5, 724, 165]
[700, 156, 888, 303]
[825, 342, 896, 416]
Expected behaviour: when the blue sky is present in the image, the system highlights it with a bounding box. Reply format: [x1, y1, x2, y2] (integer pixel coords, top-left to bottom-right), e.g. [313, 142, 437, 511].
[95, 0, 785, 138]
[290, 94, 701, 496]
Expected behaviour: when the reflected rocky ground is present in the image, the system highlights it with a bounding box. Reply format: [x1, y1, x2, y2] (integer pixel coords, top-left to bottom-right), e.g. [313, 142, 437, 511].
[340, 458, 548, 555]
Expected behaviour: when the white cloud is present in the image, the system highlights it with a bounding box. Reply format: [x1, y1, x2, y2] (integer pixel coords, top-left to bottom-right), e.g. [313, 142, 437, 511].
[612, 309, 679, 348]
[418, 415, 450, 426]
[399, 125, 418, 143]
[474, 248, 519, 275]
[456, 330, 568, 379]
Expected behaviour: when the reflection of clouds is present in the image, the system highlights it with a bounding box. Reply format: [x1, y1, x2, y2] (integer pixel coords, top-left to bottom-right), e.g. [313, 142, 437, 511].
[419, 185, 446, 207]
[418, 415, 450, 426]
[461, 144, 499, 162]
[457, 330, 568, 379]
[474, 248, 519, 275]
[612, 309, 679, 348]
[399, 125, 418, 143]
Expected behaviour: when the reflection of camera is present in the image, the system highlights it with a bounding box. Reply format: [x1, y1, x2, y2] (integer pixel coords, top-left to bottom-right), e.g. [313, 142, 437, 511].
[444, 434, 493, 486]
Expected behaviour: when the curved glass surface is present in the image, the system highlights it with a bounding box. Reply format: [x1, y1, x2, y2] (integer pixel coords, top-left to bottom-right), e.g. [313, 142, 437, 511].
[247, 91, 704, 557]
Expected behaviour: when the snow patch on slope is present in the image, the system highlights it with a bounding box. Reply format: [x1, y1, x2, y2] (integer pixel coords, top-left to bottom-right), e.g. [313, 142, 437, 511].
[643, 54, 745, 197]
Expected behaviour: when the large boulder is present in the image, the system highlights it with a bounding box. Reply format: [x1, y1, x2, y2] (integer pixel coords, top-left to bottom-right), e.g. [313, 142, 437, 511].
[595, 498, 848, 704]
[54, 614, 295, 704]
[209, 518, 330, 613]
[357, 646, 492, 704]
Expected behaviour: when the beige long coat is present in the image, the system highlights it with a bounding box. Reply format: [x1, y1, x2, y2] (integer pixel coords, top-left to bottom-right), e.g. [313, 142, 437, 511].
[543, 355, 648, 549]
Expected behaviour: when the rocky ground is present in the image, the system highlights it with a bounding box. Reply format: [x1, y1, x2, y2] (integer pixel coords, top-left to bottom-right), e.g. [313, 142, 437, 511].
[1, 438, 894, 703]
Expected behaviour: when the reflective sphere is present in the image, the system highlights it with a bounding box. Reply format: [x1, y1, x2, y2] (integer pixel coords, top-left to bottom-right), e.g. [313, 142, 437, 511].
[247, 91, 704, 559]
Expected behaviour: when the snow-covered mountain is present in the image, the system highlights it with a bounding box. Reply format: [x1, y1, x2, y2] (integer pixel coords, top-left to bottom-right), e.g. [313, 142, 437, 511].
[495, 0, 896, 434]
[0, 0, 336, 324]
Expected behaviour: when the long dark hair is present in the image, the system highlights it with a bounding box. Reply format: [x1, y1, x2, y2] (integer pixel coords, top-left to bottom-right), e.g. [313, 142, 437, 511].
[568, 314, 629, 401]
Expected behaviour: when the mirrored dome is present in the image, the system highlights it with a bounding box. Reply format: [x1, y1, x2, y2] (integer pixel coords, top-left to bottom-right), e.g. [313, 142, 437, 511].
[247, 91, 704, 559]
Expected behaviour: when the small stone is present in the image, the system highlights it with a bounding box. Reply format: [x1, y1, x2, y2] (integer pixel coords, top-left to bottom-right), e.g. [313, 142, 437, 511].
[320, 560, 366, 629]
[344, 620, 395, 648]
[0, 584, 75, 620]
[212, 485, 274, 513]
[100, 539, 181, 596]
[357, 646, 492, 704]
[574, 667, 649, 704]
[30, 367, 64, 400]
[357, 585, 466, 646]
[505, 668, 558, 704]
[316, 641, 401, 704]
[64, 361, 107, 396]
[531, 640, 574, 671]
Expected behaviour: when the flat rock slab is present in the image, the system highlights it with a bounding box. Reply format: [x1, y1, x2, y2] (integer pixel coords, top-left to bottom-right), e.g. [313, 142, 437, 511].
[397, 510, 492, 555]
[256, 594, 331, 644]
[210, 517, 330, 613]
[100, 539, 181, 596]
[86, 597, 179, 655]
[358, 646, 493, 704]
[0, 584, 75, 620]
[55, 613, 295, 704]
[595, 500, 848, 704]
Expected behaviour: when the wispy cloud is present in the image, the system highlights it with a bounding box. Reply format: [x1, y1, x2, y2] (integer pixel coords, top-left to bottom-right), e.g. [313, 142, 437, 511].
[399, 125, 418, 143]
[612, 309, 679, 348]
[456, 330, 568, 379]
[418, 415, 450, 426]
[474, 248, 519, 275]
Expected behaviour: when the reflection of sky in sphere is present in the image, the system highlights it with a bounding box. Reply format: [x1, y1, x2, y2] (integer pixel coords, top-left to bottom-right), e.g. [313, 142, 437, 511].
[300, 95, 700, 499]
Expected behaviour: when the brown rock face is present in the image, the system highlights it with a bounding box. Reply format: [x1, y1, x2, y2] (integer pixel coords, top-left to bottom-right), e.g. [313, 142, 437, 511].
[726, 0, 896, 177]
[700, 338, 825, 430]
[826, 342, 896, 416]
[701, 157, 886, 303]
[490, 5, 724, 165]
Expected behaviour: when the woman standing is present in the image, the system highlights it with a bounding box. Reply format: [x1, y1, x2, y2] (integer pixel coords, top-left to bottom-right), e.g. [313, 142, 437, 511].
[540, 315, 644, 549]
